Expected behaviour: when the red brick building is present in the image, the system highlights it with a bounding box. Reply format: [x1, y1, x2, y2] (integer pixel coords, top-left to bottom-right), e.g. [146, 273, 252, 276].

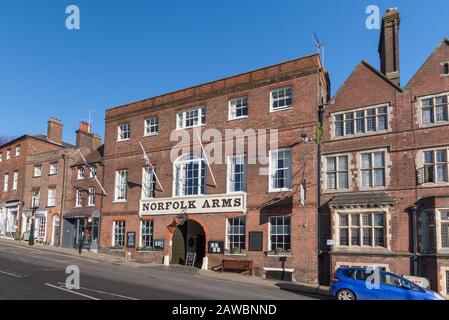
[62, 121, 104, 251]
[320, 8, 449, 296]
[100, 54, 329, 283]
[0, 118, 75, 242]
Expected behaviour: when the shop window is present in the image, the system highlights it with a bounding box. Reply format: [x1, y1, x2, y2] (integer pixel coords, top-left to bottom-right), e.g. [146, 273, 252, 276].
[113, 221, 126, 248]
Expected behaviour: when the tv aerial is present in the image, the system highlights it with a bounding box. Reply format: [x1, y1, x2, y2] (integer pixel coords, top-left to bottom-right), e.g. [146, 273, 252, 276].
[313, 32, 325, 67]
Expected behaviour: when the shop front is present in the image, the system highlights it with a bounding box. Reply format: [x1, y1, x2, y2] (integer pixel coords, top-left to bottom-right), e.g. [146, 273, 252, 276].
[0, 201, 20, 238]
[62, 209, 100, 252]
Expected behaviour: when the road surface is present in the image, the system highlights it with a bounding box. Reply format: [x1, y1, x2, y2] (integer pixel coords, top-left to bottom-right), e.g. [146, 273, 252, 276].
[0, 242, 320, 300]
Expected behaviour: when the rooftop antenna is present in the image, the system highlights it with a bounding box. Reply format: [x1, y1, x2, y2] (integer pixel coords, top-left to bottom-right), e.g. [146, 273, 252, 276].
[313, 32, 325, 68]
[81, 108, 95, 133]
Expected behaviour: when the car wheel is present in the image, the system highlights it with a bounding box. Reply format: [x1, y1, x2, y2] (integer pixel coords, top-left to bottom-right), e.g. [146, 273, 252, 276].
[336, 289, 356, 301]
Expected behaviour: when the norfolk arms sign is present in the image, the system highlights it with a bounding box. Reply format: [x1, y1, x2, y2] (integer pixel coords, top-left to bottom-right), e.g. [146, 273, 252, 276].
[139, 193, 246, 216]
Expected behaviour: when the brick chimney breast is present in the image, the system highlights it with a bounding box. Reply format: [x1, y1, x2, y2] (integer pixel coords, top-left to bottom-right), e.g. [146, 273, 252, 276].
[379, 8, 401, 86]
[47, 117, 63, 145]
[76, 121, 102, 153]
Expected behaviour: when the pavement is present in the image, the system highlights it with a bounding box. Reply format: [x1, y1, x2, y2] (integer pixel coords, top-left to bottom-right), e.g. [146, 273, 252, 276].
[0, 238, 331, 300]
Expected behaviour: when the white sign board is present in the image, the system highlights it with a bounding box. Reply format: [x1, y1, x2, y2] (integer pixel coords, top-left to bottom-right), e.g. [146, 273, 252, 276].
[139, 193, 246, 216]
[327, 239, 336, 246]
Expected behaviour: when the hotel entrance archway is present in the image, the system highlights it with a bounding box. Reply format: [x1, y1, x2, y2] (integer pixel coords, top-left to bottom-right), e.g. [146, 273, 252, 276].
[170, 219, 206, 268]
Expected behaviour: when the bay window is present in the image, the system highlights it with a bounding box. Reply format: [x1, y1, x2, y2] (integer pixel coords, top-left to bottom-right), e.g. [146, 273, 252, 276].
[338, 212, 385, 248]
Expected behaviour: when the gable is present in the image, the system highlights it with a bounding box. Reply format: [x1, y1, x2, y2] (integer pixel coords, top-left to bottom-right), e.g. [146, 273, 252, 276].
[405, 39, 449, 97]
[330, 61, 400, 112]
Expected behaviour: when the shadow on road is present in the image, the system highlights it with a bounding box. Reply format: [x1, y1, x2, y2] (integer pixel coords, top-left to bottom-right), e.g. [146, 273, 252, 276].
[275, 283, 334, 300]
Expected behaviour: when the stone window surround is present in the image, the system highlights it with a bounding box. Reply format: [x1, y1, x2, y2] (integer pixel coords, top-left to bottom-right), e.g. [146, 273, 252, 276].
[425, 207, 449, 252]
[357, 148, 391, 191]
[335, 261, 390, 272]
[415, 91, 449, 128]
[332, 207, 392, 253]
[321, 152, 354, 194]
[329, 103, 393, 140]
[415, 146, 449, 188]
[440, 266, 449, 298]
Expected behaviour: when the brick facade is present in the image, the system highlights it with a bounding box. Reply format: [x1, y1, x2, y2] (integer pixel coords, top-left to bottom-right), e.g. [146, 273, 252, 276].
[100, 54, 330, 283]
[320, 8, 449, 296]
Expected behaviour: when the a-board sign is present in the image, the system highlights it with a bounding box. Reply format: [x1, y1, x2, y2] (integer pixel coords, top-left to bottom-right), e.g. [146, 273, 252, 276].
[185, 252, 196, 267]
[208, 241, 224, 254]
[126, 232, 136, 248]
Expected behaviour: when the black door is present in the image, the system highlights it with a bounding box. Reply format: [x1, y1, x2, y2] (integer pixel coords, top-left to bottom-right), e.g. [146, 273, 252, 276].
[195, 234, 206, 268]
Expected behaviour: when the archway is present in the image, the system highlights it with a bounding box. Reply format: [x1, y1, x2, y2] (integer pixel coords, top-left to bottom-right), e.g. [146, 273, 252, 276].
[170, 219, 206, 268]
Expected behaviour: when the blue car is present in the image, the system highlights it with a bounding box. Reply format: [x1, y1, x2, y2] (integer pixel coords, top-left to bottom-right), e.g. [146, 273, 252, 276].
[330, 267, 445, 300]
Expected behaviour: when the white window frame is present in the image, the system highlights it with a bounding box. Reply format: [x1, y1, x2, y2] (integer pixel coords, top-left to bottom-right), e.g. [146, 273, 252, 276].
[3, 173, 9, 192]
[115, 170, 128, 202]
[34, 165, 42, 178]
[270, 87, 293, 112]
[228, 97, 248, 120]
[418, 92, 449, 126]
[140, 220, 153, 249]
[325, 155, 350, 191]
[117, 123, 131, 141]
[88, 187, 96, 207]
[227, 155, 247, 193]
[173, 153, 206, 197]
[226, 217, 246, 253]
[75, 189, 83, 208]
[47, 188, 56, 207]
[77, 167, 84, 180]
[359, 151, 387, 189]
[144, 117, 159, 136]
[112, 220, 126, 248]
[176, 107, 206, 129]
[15, 145, 21, 157]
[89, 165, 97, 179]
[332, 104, 390, 139]
[142, 167, 156, 199]
[268, 148, 292, 192]
[12, 171, 18, 191]
[0, 153, 2, 162]
[336, 211, 387, 249]
[6, 149, 11, 160]
[49, 162, 58, 175]
[268, 216, 291, 253]
[423, 149, 448, 184]
[31, 189, 40, 208]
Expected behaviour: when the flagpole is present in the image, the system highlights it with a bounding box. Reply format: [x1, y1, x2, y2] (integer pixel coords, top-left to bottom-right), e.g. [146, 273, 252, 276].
[195, 130, 217, 187]
[139, 142, 165, 192]
[76, 149, 108, 196]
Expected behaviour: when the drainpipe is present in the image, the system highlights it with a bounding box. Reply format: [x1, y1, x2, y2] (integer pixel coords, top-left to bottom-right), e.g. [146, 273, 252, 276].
[411, 204, 419, 276]
[59, 152, 69, 247]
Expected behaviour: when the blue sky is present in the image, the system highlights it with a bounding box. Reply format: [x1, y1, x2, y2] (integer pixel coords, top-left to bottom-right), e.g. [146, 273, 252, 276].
[1, 0, 448, 144]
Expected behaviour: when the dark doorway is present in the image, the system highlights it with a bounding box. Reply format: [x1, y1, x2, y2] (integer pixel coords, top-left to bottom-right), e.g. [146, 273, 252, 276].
[171, 220, 206, 268]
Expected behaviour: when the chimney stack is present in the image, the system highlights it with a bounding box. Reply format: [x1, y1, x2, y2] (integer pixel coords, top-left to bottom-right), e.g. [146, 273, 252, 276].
[47, 117, 63, 145]
[379, 8, 401, 86]
[76, 121, 102, 153]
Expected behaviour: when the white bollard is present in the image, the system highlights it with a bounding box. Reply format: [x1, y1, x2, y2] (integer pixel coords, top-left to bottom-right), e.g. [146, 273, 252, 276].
[201, 256, 208, 270]
[163, 255, 170, 266]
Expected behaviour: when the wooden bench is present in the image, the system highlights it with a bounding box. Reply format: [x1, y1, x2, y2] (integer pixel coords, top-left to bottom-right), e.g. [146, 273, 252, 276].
[221, 259, 253, 276]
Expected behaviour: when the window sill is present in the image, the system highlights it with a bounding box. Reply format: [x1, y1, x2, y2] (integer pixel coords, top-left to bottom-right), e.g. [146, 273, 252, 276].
[227, 116, 248, 122]
[143, 133, 159, 138]
[112, 200, 128, 204]
[266, 252, 292, 258]
[332, 130, 390, 140]
[224, 252, 247, 257]
[109, 248, 125, 252]
[418, 122, 449, 129]
[269, 106, 293, 114]
[137, 249, 156, 253]
[117, 138, 131, 143]
[175, 124, 206, 131]
[268, 188, 292, 194]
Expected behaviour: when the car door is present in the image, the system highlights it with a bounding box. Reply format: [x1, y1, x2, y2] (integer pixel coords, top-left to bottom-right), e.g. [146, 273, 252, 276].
[351, 269, 381, 300]
[377, 272, 416, 300]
